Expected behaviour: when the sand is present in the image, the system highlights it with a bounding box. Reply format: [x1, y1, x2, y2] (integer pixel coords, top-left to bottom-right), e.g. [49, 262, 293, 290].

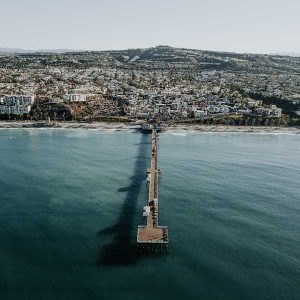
[0, 121, 299, 134]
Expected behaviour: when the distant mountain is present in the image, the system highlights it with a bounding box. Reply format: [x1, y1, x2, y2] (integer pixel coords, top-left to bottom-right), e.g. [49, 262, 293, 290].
[1, 45, 300, 74]
[0, 47, 78, 54]
[98, 46, 300, 73]
[1, 45, 299, 58]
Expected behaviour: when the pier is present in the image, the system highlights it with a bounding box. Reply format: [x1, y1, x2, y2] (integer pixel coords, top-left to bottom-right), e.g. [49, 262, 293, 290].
[137, 128, 168, 253]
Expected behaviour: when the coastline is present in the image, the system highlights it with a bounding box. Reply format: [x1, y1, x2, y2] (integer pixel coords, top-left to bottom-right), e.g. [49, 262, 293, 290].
[0, 121, 299, 134]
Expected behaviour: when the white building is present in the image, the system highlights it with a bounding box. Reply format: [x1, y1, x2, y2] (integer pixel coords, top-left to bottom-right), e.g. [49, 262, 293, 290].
[194, 110, 207, 118]
[63, 89, 87, 102]
[208, 105, 229, 114]
[0, 94, 35, 115]
[271, 106, 282, 117]
[256, 105, 282, 118]
[63, 94, 87, 102]
[256, 107, 271, 116]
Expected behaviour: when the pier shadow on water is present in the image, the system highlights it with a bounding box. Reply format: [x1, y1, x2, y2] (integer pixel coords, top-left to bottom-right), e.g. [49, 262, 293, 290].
[97, 134, 149, 265]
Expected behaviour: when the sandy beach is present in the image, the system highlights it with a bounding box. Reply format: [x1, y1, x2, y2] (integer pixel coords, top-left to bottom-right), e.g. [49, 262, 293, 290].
[0, 121, 300, 134]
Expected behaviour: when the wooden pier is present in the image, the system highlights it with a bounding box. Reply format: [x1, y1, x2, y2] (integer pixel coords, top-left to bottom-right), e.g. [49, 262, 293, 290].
[137, 128, 168, 253]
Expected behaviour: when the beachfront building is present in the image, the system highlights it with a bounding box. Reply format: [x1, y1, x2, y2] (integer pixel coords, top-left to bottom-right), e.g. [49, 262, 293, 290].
[0, 94, 35, 115]
[0, 105, 32, 115]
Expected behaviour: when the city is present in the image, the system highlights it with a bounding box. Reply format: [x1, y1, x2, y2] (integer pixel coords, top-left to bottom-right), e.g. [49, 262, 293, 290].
[1, 46, 300, 126]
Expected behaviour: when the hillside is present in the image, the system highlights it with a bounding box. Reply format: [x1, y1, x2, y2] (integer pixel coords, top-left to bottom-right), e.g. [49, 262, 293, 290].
[1, 46, 300, 75]
[102, 46, 300, 73]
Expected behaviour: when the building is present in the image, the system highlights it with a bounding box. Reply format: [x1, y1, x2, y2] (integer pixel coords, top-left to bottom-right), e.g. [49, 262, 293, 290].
[63, 89, 87, 102]
[63, 93, 87, 102]
[194, 110, 207, 118]
[0, 94, 35, 115]
[3, 95, 34, 106]
[255, 105, 282, 118]
[271, 105, 282, 117]
[0, 106, 9, 114]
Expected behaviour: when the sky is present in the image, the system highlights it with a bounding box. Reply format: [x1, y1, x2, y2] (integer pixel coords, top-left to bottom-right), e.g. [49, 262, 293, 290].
[0, 0, 299, 54]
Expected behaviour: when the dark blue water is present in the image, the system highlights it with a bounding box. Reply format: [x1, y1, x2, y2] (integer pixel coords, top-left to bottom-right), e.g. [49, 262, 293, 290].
[0, 129, 299, 300]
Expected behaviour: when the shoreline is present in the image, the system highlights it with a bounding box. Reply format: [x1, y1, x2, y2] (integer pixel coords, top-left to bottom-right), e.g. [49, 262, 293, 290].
[0, 121, 299, 134]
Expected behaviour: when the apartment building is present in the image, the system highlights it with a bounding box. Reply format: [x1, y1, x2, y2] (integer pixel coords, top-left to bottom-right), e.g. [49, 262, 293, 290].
[0, 94, 35, 115]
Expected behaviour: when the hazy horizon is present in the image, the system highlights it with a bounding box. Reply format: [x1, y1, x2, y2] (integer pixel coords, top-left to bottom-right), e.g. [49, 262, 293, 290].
[1, 45, 300, 57]
[1, 0, 300, 54]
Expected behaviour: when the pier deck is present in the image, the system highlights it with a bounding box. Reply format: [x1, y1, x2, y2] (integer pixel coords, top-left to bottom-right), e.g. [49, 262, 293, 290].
[137, 128, 168, 252]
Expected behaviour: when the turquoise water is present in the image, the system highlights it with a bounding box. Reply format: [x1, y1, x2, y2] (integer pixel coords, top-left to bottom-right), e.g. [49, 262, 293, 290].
[0, 129, 300, 300]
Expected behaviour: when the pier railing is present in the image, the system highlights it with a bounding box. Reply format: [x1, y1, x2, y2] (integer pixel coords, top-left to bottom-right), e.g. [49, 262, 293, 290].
[137, 128, 168, 253]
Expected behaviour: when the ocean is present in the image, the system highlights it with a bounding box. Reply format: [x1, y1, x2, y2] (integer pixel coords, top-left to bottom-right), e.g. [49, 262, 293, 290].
[0, 129, 299, 300]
